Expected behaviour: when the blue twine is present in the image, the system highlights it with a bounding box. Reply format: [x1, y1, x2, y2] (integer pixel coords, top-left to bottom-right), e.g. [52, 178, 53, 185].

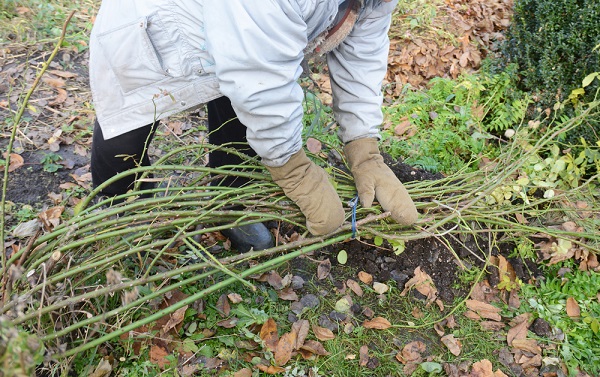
[348, 195, 359, 238]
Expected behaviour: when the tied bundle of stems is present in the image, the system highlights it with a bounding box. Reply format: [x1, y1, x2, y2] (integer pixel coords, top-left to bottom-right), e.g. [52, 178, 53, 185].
[1, 11, 599, 361]
[2, 101, 599, 357]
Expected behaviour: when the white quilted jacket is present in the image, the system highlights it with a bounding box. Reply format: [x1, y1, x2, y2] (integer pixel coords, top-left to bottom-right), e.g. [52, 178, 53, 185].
[90, 0, 398, 166]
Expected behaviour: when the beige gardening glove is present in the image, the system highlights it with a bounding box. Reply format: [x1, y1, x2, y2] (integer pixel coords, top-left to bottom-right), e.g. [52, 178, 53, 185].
[266, 149, 345, 235]
[344, 138, 418, 225]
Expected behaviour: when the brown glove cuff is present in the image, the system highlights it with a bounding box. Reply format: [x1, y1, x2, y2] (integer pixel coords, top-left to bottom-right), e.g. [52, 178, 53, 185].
[344, 137, 382, 171]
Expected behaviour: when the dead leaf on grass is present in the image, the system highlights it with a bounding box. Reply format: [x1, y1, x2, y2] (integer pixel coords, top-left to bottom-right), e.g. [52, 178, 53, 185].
[260, 318, 279, 352]
[216, 294, 230, 317]
[149, 345, 170, 369]
[400, 267, 438, 305]
[49, 88, 68, 106]
[274, 331, 296, 366]
[216, 317, 238, 328]
[359, 345, 369, 367]
[363, 317, 391, 330]
[358, 271, 373, 285]
[277, 287, 298, 301]
[265, 270, 284, 289]
[298, 340, 330, 359]
[3, 153, 24, 172]
[256, 364, 286, 374]
[38, 206, 64, 231]
[471, 359, 508, 377]
[465, 299, 501, 321]
[306, 137, 322, 154]
[395, 340, 426, 364]
[566, 297, 580, 318]
[233, 368, 253, 377]
[161, 305, 188, 335]
[43, 76, 66, 88]
[511, 339, 541, 354]
[291, 319, 309, 350]
[441, 334, 462, 356]
[346, 279, 363, 296]
[88, 358, 112, 377]
[507, 314, 531, 346]
[227, 293, 243, 304]
[312, 325, 335, 341]
[480, 321, 505, 331]
[317, 259, 331, 280]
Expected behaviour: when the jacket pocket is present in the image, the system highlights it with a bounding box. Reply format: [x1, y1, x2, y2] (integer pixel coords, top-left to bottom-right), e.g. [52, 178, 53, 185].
[96, 13, 176, 94]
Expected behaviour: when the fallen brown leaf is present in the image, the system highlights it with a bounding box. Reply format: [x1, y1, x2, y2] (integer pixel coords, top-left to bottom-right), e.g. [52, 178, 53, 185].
[312, 325, 335, 341]
[233, 368, 253, 377]
[274, 331, 296, 366]
[359, 345, 369, 367]
[306, 137, 322, 154]
[396, 341, 426, 364]
[38, 206, 64, 231]
[161, 305, 188, 335]
[358, 271, 373, 285]
[400, 267, 438, 304]
[507, 317, 530, 346]
[216, 294, 230, 317]
[88, 358, 112, 377]
[511, 339, 541, 355]
[266, 270, 284, 289]
[363, 317, 391, 330]
[292, 319, 309, 350]
[346, 279, 364, 296]
[471, 359, 508, 377]
[277, 287, 299, 301]
[260, 318, 279, 352]
[566, 297, 580, 318]
[149, 345, 170, 369]
[299, 340, 330, 358]
[373, 282, 389, 294]
[465, 299, 502, 321]
[441, 334, 461, 356]
[317, 259, 331, 280]
[256, 364, 285, 374]
[3, 153, 24, 172]
[228, 293, 243, 304]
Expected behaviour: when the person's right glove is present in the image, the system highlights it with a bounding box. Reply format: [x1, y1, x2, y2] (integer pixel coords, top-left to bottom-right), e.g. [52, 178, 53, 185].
[266, 149, 345, 235]
[344, 138, 418, 225]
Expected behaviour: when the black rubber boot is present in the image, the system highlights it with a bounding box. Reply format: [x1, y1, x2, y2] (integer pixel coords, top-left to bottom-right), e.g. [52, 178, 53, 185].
[221, 223, 274, 253]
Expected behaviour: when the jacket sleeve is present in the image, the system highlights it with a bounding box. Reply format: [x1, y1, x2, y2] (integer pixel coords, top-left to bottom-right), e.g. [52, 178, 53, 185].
[327, 0, 398, 143]
[203, 0, 307, 167]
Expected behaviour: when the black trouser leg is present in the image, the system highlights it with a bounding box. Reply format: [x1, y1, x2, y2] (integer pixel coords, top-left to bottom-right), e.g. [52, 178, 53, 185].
[207, 96, 256, 188]
[91, 119, 158, 197]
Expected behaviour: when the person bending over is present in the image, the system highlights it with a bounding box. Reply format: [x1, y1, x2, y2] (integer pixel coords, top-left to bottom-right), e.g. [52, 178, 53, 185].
[89, 0, 417, 252]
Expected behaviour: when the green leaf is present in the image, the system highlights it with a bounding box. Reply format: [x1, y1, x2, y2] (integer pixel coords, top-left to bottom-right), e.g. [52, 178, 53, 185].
[582, 72, 599, 88]
[374, 236, 383, 247]
[335, 297, 351, 313]
[337, 250, 348, 265]
[390, 239, 406, 255]
[591, 319, 599, 334]
[420, 361, 443, 373]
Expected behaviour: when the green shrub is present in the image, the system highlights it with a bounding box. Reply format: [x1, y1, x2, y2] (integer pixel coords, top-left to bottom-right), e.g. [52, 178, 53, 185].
[501, 0, 600, 148]
[503, 0, 600, 105]
[382, 69, 530, 174]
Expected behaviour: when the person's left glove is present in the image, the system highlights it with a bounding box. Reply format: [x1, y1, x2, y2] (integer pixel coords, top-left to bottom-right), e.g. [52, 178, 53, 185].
[266, 149, 345, 235]
[344, 138, 418, 225]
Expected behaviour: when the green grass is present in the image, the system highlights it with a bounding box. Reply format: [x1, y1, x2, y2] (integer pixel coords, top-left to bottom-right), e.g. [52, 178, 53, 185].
[518, 262, 600, 376]
[0, 0, 95, 48]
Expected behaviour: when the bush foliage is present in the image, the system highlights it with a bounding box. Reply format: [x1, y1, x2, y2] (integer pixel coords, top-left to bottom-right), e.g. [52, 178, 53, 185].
[503, 0, 600, 106]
